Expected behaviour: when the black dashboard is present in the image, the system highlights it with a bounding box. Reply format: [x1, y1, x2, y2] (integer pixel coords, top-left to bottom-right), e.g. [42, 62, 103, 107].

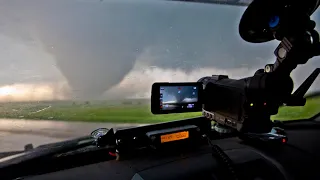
[5, 118, 319, 180]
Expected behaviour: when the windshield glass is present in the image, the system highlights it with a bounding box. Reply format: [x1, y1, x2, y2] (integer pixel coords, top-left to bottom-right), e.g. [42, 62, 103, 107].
[0, 0, 319, 152]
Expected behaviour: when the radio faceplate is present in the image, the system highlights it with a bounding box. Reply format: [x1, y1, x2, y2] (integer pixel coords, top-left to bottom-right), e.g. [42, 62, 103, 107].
[114, 117, 211, 154]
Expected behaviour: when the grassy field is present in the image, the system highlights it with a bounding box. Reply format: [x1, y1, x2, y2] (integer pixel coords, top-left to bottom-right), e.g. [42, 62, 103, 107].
[271, 96, 320, 121]
[0, 96, 318, 123]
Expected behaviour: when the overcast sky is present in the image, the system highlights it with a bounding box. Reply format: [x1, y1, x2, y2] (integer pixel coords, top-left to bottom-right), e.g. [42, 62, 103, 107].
[0, 0, 319, 101]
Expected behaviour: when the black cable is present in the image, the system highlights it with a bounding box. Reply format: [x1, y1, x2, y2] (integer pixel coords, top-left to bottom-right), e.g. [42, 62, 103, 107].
[207, 137, 240, 180]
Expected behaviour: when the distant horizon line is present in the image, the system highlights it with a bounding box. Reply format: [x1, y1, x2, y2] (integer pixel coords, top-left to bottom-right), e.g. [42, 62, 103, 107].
[0, 98, 151, 103]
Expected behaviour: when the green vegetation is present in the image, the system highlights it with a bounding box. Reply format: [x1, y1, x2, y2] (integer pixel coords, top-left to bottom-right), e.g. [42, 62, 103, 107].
[271, 96, 320, 121]
[0, 100, 201, 123]
[0, 96, 318, 123]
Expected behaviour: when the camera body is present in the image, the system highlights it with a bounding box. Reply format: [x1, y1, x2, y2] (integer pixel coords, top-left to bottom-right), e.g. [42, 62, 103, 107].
[150, 70, 292, 133]
[198, 71, 292, 133]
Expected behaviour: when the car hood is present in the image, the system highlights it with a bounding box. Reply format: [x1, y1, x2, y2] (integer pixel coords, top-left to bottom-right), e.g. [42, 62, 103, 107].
[0, 151, 30, 163]
[0, 135, 92, 164]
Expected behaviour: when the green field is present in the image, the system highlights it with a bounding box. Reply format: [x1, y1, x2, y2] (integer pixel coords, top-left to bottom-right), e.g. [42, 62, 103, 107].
[0, 96, 318, 123]
[271, 96, 320, 121]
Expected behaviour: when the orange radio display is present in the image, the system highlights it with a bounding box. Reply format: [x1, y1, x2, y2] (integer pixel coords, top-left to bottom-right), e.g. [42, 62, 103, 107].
[160, 131, 189, 143]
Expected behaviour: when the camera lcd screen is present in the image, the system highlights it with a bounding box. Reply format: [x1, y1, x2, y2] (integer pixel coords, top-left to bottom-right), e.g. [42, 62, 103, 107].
[160, 85, 199, 110]
[151, 83, 202, 114]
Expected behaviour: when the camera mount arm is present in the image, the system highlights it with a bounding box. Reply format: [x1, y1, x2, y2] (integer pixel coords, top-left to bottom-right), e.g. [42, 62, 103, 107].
[200, 0, 320, 135]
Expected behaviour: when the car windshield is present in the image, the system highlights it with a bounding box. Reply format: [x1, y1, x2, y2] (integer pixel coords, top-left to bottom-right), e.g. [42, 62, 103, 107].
[0, 0, 319, 152]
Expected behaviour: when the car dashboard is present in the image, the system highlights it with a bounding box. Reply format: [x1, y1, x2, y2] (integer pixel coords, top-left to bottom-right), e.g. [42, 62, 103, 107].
[0, 117, 317, 180]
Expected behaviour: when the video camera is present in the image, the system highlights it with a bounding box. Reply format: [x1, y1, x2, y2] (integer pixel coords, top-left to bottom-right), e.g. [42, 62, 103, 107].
[151, 0, 320, 134]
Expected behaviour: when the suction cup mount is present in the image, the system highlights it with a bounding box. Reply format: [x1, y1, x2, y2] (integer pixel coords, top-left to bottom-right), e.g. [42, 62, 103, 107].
[239, 0, 320, 43]
[239, 0, 320, 77]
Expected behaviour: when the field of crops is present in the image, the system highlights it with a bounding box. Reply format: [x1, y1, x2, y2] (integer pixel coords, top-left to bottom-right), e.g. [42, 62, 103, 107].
[0, 96, 318, 123]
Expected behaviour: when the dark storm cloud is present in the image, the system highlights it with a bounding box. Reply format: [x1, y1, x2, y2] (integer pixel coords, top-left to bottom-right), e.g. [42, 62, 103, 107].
[0, 2, 65, 85]
[0, 0, 319, 100]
